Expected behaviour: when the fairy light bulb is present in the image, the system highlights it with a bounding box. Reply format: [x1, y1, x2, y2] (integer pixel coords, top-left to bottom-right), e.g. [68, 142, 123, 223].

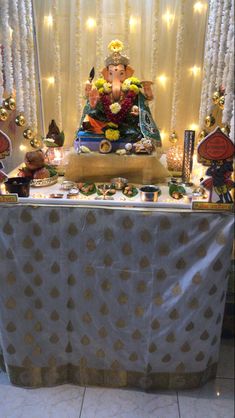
[190, 66, 201, 76]
[129, 16, 137, 28]
[19, 144, 26, 151]
[193, 2, 207, 13]
[47, 76, 55, 85]
[86, 18, 96, 30]
[44, 15, 53, 27]
[160, 130, 167, 141]
[162, 10, 174, 27]
[158, 74, 168, 87]
[189, 124, 199, 131]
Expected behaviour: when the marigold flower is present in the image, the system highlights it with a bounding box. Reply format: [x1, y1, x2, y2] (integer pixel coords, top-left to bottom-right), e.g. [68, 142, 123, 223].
[95, 78, 106, 89]
[129, 84, 139, 94]
[109, 102, 121, 114]
[105, 129, 120, 141]
[108, 39, 124, 52]
[98, 87, 104, 94]
[103, 82, 112, 93]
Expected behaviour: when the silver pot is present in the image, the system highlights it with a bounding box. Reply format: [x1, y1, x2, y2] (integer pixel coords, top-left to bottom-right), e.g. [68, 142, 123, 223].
[140, 185, 161, 202]
[111, 177, 128, 190]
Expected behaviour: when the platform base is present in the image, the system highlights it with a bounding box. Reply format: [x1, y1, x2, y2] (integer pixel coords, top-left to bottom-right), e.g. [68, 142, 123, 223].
[65, 152, 169, 183]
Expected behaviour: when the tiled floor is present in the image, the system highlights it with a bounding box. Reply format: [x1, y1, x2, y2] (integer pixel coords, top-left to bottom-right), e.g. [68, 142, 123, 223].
[0, 339, 234, 418]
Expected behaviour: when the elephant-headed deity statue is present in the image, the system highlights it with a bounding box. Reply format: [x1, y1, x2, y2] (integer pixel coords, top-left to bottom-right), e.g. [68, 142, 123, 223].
[77, 39, 161, 153]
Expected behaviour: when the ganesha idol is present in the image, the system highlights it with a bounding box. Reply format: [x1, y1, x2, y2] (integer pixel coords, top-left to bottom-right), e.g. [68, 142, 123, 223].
[76, 40, 161, 154]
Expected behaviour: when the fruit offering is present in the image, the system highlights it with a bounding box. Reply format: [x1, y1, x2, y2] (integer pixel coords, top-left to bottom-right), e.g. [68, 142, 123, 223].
[122, 184, 138, 197]
[77, 182, 96, 195]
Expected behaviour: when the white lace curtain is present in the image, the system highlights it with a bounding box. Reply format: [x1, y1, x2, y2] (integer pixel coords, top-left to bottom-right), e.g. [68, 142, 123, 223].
[34, 0, 209, 146]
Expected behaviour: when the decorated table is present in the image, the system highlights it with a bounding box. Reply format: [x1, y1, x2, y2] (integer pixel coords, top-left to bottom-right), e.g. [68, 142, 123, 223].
[0, 199, 233, 390]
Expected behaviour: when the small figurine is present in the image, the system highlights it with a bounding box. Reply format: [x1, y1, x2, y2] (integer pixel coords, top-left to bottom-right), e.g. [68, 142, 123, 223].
[45, 119, 65, 147]
[201, 160, 234, 203]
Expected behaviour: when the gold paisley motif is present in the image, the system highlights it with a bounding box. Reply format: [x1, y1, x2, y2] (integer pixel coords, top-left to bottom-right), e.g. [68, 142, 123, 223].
[50, 236, 61, 249]
[103, 254, 113, 266]
[82, 312, 92, 324]
[34, 298, 43, 309]
[24, 285, 34, 297]
[86, 239, 96, 251]
[104, 228, 114, 241]
[20, 209, 32, 223]
[33, 344, 41, 356]
[115, 319, 126, 328]
[139, 256, 150, 269]
[22, 236, 34, 249]
[185, 321, 194, 331]
[172, 283, 182, 296]
[196, 245, 207, 258]
[50, 310, 60, 321]
[155, 269, 167, 281]
[34, 249, 43, 262]
[84, 264, 95, 277]
[122, 243, 132, 256]
[151, 319, 160, 330]
[117, 292, 128, 305]
[33, 274, 42, 286]
[6, 248, 14, 259]
[178, 231, 189, 244]
[181, 342, 191, 352]
[200, 330, 209, 340]
[81, 335, 90, 345]
[175, 362, 186, 373]
[169, 308, 179, 320]
[50, 287, 60, 298]
[68, 250, 78, 261]
[3, 221, 13, 235]
[5, 297, 16, 309]
[158, 244, 170, 256]
[204, 307, 213, 318]
[6, 322, 16, 332]
[188, 297, 199, 309]
[216, 232, 226, 245]
[23, 262, 34, 273]
[113, 339, 124, 350]
[135, 305, 144, 317]
[122, 216, 134, 229]
[119, 269, 131, 280]
[34, 321, 42, 332]
[111, 360, 120, 370]
[198, 218, 209, 232]
[49, 333, 59, 344]
[209, 284, 217, 295]
[162, 354, 171, 363]
[65, 342, 73, 353]
[136, 281, 147, 293]
[98, 327, 108, 338]
[140, 229, 152, 243]
[195, 351, 205, 361]
[67, 274, 76, 285]
[49, 209, 60, 223]
[159, 217, 171, 230]
[51, 262, 60, 273]
[83, 288, 93, 300]
[33, 223, 42, 236]
[213, 259, 223, 271]
[7, 344, 16, 354]
[166, 332, 176, 343]
[67, 298, 75, 309]
[96, 349, 105, 358]
[132, 329, 142, 340]
[24, 333, 34, 345]
[154, 293, 163, 305]
[66, 320, 74, 332]
[24, 309, 34, 320]
[86, 211, 96, 225]
[6, 272, 16, 285]
[101, 279, 111, 291]
[129, 352, 138, 361]
[192, 272, 202, 285]
[68, 223, 79, 236]
[176, 258, 186, 269]
[100, 303, 109, 315]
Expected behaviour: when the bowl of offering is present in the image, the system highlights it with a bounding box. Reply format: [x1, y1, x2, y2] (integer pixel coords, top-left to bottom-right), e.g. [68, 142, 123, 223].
[5, 177, 31, 197]
[140, 185, 161, 202]
[111, 177, 128, 190]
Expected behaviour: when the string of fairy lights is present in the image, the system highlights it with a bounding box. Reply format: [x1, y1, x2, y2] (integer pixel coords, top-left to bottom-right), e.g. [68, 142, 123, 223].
[0, 0, 233, 156]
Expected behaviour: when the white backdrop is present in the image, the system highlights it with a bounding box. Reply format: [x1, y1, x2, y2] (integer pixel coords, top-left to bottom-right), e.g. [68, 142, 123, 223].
[34, 0, 209, 147]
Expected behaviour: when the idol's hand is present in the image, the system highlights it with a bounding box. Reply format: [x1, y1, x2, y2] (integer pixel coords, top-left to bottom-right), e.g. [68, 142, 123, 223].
[84, 81, 92, 98]
[89, 88, 100, 108]
[141, 81, 154, 101]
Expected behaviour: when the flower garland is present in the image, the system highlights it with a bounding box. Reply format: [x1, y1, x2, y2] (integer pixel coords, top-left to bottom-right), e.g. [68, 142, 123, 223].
[52, 0, 62, 129]
[101, 90, 136, 125]
[25, 0, 38, 130]
[222, 0, 234, 126]
[209, 0, 224, 100]
[150, 0, 160, 117]
[96, 0, 103, 73]
[9, 0, 24, 112]
[75, 0, 83, 122]
[216, 0, 231, 88]
[199, 0, 218, 127]
[0, 0, 14, 95]
[124, 0, 131, 56]
[18, 0, 31, 122]
[0, 46, 4, 105]
[170, 0, 185, 133]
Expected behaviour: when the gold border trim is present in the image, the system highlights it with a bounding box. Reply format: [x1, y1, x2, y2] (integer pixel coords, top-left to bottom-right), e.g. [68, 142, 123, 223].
[4, 363, 217, 390]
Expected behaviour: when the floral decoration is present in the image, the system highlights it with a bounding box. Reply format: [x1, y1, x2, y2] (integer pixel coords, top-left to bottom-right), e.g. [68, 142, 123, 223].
[108, 40, 124, 52]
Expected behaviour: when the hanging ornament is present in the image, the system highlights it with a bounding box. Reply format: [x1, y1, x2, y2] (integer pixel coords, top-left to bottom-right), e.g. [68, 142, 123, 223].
[218, 96, 225, 110]
[15, 114, 26, 126]
[23, 128, 34, 140]
[221, 124, 230, 135]
[205, 114, 215, 128]
[198, 130, 208, 141]
[212, 91, 220, 104]
[4, 96, 16, 111]
[30, 137, 42, 149]
[169, 131, 178, 145]
[0, 107, 9, 121]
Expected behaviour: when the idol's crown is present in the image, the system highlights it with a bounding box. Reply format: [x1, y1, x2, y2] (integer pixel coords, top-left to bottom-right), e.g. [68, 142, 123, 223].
[104, 39, 129, 67]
